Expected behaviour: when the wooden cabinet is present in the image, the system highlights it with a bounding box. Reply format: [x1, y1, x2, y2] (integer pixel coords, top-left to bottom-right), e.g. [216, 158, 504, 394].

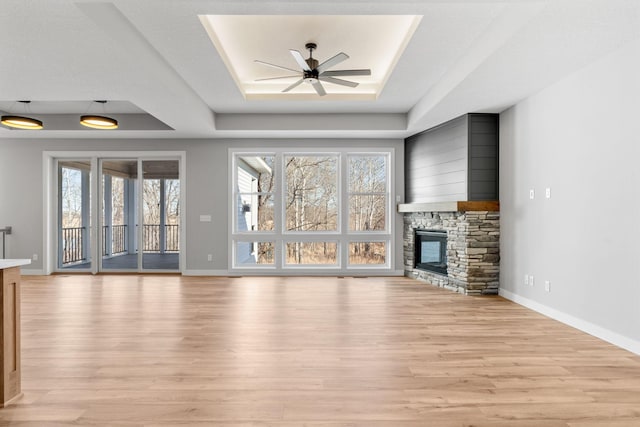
[0, 266, 21, 407]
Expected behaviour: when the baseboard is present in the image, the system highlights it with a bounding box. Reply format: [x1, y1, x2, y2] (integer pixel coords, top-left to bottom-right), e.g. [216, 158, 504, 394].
[182, 269, 229, 276]
[183, 269, 406, 277]
[499, 288, 640, 356]
[20, 269, 46, 276]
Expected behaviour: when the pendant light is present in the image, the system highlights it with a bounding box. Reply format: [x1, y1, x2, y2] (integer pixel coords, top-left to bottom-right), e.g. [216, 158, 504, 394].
[1, 101, 43, 130]
[80, 100, 118, 129]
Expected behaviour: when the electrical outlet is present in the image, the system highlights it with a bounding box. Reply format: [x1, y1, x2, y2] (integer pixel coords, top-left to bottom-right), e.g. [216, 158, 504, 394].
[207, 254, 212, 262]
[545, 188, 551, 199]
[529, 275, 534, 287]
[545, 280, 551, 292]
[524, 274, 529, 286]
[529, 189, 535, 199]
[32, 253, 38, 261]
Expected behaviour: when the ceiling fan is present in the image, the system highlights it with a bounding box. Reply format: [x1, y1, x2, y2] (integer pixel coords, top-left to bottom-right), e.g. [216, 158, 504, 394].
[254, 42, 371, 96]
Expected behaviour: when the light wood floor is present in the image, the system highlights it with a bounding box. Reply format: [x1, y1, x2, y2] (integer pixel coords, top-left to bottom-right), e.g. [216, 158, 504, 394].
[4, 275, 640, 426]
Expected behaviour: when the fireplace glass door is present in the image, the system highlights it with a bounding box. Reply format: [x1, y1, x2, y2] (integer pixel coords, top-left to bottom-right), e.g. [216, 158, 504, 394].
[415, 230, 447, 275]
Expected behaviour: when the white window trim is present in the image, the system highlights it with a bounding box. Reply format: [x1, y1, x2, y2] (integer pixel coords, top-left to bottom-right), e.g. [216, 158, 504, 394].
[229, 147, 395, 274]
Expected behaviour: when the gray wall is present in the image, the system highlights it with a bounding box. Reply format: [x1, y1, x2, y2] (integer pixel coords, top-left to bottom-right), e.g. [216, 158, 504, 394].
[0, 138, 404, 274]
[500, 37, 640, 352]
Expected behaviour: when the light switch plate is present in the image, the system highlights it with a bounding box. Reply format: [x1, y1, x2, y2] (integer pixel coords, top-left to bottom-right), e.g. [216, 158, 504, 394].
[200, 215, 212, 222]
[529, 189, 535, 199]
[545, 188, 551, 199]
[545, 280, 551, 292]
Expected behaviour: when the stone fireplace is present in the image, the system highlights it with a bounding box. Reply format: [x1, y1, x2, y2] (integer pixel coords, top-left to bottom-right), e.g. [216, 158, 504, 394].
[400, 202, 500, 295]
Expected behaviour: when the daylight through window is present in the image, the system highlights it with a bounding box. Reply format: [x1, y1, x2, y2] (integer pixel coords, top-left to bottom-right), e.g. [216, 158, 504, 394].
[232, 149, 393, 271]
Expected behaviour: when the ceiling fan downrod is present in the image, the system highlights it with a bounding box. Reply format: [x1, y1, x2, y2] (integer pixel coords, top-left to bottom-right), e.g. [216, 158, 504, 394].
[304, 42, 319, 81]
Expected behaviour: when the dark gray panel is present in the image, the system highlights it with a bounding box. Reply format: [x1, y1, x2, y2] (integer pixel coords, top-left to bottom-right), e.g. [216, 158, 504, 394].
[470, 170, 497, 181]
[470, 145, 497, 158]
[468, 114, 499, 201]
[470, 133, 497, 146]
[470, 157, 497, 170]
[468, 116, 498, 133]
[470, 181, 497, 192]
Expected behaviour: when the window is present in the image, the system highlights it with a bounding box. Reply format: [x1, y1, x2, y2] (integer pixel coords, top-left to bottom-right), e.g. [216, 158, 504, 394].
[235, 155, 275, 232]
[231, 149, 393, 271]
[285, 155, 338, 232]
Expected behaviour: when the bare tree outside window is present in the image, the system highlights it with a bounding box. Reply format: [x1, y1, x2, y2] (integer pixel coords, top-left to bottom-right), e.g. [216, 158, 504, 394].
[285, 155, 338, 232]
[111, 177, 125, 226]
[165, 179, 180, 225]
[142, 178, 181, 252]
[61, 167, 82, 228]
[143, 179, 161, 226]
[348, 155, 388, 265]
[285, 155, 338, 264]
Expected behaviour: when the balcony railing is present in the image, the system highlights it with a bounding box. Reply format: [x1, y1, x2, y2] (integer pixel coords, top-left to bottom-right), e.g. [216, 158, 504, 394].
[62, 226, 86, 264]
[102, 225, 127, 255]
[62, 224, 179, 265]
[143, 224, 180, 252]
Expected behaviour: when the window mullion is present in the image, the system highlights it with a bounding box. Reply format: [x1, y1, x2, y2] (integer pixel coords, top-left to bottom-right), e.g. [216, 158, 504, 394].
[340, 152, 348, 269]
[276, 152, 284, 269]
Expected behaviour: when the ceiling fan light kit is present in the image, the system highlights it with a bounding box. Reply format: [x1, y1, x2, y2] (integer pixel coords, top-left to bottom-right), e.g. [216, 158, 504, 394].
[255, 42, 371, 96]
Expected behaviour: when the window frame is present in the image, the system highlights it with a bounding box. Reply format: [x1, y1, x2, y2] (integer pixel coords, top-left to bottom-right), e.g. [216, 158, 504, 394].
[230, 148, 394, 273]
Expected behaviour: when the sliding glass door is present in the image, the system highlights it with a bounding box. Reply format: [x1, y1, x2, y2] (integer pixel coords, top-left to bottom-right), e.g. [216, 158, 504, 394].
[141, 160, 180, 270]
[58, 160, 93, 271]
[100, 160, 138, 271]
[55, 155, 181, 273]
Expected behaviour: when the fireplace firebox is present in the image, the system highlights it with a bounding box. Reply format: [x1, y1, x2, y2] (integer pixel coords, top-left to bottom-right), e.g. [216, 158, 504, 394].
[415, 229, 448, 275]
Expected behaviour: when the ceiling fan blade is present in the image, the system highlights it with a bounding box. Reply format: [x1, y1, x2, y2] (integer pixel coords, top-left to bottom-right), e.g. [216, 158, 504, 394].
[289, 50, 311, 71]
[312, 80, 326, 96]
[316, 52, 349, 73]
[319, 76, 359, 88]
[282, 78, 304, 93]
[254, 60, 299, 74]
[255, 75, 300, 82]
[320, 69, 371, 77]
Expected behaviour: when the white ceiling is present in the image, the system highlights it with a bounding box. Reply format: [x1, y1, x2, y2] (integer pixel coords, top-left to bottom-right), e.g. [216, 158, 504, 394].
[1, 0, 639, 140]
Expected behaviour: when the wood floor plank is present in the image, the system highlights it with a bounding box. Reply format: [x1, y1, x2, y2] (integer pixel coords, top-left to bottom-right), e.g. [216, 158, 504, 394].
[3, 274, 639, 425]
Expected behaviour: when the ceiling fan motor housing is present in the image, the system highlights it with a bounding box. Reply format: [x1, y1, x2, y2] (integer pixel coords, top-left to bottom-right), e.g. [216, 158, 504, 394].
[303, 68, 319, 83]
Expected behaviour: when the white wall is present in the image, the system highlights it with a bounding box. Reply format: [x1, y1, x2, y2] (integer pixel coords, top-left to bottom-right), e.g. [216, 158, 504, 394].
[500, 37, 640, 353]
[0, 138, 404, 275]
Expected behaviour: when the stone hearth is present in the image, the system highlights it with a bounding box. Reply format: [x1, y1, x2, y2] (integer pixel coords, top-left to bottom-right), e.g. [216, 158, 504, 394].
[403, 210, 500, 295]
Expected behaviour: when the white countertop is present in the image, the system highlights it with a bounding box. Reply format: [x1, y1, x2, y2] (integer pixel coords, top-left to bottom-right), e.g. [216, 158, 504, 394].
[0, 259, 31, 269]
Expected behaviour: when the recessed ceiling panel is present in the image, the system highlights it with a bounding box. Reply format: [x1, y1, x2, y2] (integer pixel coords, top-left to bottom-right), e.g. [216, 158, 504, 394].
[199, 15, 421, 101]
